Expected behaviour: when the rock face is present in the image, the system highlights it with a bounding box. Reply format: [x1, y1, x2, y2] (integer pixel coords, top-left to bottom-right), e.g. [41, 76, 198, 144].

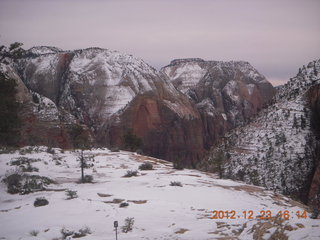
[202, 59, 320, 203]
[0, 63, 90, 148]
[6, 47, 274, 165]
[161, 58, 275, 147]
[307, 84, 320, 207]
[161, 59, 275, 126]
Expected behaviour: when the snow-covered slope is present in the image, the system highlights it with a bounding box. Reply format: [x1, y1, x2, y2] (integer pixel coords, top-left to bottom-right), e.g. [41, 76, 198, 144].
[202, 60, 320, 202]
[27, 46, 63, 55]
[16, 47, 180, 127]
[0, 146, 319, 240]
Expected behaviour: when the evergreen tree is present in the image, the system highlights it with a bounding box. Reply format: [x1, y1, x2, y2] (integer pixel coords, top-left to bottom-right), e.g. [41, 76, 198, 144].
[0, 72, 21, 146]
[123, 129, 142, 152]
[0, 42, 25, 64]
[70, 125, 90, 183]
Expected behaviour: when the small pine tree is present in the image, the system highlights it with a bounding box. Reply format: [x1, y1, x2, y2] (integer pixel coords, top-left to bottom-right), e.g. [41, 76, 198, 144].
[70, 125, 91, 183]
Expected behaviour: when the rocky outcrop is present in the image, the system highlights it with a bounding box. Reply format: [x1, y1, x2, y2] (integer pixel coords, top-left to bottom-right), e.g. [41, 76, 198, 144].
[161, 59, 275, 127]
[1, 63, 91, 149]
[202, 59, 320, 204]
[307, 84, 320, 207]
[98, 92, 205, 166]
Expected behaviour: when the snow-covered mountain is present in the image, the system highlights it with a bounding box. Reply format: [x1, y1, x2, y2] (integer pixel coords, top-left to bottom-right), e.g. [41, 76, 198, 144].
[0, 146, 319, 239]
[16, 47, 178, 127]
[6, 47, 274, 165]
[201, 59, 320, 205]
[161, 58, 275, 127]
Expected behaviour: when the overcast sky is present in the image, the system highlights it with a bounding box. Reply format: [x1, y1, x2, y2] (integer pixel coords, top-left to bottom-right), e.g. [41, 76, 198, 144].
[1, 0, 319, 86]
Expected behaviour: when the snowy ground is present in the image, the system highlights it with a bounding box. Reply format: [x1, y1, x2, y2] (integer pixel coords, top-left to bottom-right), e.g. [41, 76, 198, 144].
[0, 147, 319, 240]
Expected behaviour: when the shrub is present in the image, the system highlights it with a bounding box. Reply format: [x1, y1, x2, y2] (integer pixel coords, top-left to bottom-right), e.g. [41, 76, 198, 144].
[119, 202, 129, 208]
[2, 171, 54, 194]
[110, 147, 120, 152]
[29, 230, 39, 236]
[61, 228, 74, 239]
[170, 181, 183, 187]
[123, 129, 142, 152]
[20, 163, 39, 172]
[2, 170, 23, 194]
[34, 197, 49, 207]
[10, 157, 39, 173]
[21, 175, 54, 194]
[82, 175, 93, 183]
[10, 157, 40, 166]
[139, 162, 153, 170]
[74, 226, 92, 238]
[65, 190, 78, 200]
[121, 217, 134, 233]
[173, 159, 184, 170]
[61, 226, 91, 239]
[46, 147, 55, 154]
[123, 170, 138, 177]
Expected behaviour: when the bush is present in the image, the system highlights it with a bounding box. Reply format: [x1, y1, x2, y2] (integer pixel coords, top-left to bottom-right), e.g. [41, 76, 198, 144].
[110, 147, 120, 152]
[173, 159, 184, 170]
[139, 162, 153, 170]
[29, 230, 39, 236]
[61, 226, 91, 239]
[82, 175, 93, 183]
[123, 129, 142, 152]
[10, 157, 39, 172]
[34, 197, 49, 207]
[2, 171, 54, 194]
[119, 202, 129, 208]
[46, 147, 55, 154]
[170, 181, 183, 187]
[65, 190, 78, 200]
[123, 170, 138, 177]
[2, 170, 23, 194]
[61, 228, 74, 239]
[20, 163, 39, 172]
[121, 217, 134, 233]
[73, 226, 92, 238]
[10, 157, 40, 166]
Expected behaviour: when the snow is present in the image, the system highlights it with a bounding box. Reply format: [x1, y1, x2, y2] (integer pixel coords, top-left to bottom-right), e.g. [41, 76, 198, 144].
[65, 48, 163, 120]
[162, 62, 207, 93]
[247, 84, 255, 95]
[0, 147, 319, 240]
[28, 46, 62, 55]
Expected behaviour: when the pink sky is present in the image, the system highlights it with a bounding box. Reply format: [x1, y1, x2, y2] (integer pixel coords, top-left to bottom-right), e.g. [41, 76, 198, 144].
[1, 0, 319, 86]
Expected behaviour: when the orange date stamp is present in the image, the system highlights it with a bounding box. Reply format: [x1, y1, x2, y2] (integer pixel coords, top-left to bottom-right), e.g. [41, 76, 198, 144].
[211, 210, 308, 220]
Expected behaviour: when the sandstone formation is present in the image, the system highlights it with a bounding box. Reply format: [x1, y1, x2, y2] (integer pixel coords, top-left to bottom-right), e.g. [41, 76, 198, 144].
[4, 47, 275, 166]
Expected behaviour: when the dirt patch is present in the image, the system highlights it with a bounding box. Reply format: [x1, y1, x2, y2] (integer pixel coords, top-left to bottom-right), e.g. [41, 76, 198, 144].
[296, 223, 305, 228]
[128, 200, 147, 204]
[54, 177, 79, 184]
[175, 228, 189, 234]
[132, 154, 170, 165]
[97, 193, 113, 197]
[271, 193, 307, 209]
[104, 198, 125, 204]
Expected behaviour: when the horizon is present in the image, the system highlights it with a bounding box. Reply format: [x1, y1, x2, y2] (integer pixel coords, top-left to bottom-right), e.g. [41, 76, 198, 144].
[1, 0, 320, 86]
